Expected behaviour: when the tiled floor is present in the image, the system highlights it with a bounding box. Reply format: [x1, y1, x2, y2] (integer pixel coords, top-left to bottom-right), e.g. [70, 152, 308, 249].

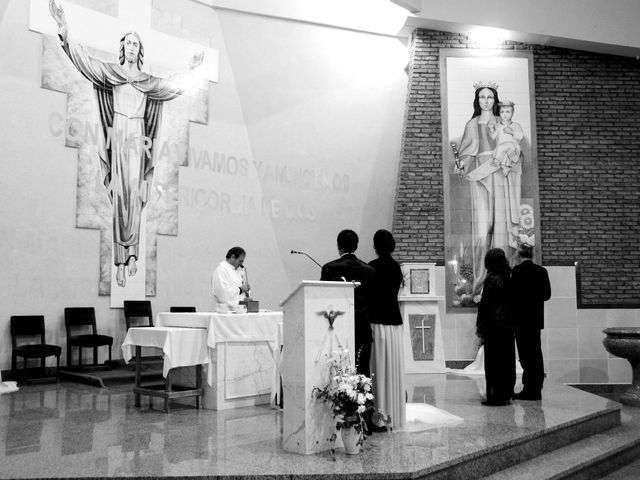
[0, 375, 620, 479]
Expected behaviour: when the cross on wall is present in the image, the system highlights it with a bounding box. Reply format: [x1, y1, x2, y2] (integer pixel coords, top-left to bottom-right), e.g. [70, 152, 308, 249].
[415, 318, 432, 355]
[31, 0, 217, 299]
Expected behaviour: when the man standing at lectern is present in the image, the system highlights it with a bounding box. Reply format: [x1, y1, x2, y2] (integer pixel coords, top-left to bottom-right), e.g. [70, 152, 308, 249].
[321, 230, 375, 377]
[212, 247, 250, 310]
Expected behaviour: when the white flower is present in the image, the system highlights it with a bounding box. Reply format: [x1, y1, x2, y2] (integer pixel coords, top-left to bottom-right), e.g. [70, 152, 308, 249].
[518, 234, 535, 246]
[365, 393, 374, 401]
[519, 213, 534, 229]
[520, 203, 533, 217]
[357, 393, 366, 405]
[357, 405, 366, 414]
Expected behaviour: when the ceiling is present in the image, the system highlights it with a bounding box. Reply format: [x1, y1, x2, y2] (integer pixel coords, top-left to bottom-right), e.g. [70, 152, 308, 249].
[197, 0, 640, 58]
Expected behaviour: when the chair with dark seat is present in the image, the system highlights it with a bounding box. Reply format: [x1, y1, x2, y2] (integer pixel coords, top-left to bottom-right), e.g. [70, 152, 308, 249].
[11, 316, 61, 385]
[64, 307, 113, 370]
[169, 306, 196, 313]
[124, 300, 154, 330]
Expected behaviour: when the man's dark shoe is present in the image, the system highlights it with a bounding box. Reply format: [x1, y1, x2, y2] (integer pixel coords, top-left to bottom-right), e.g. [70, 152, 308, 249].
[514, 391, 541, 400]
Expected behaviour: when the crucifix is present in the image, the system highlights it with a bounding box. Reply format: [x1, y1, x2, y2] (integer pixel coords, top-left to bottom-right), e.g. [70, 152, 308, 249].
[415, 318, 432, 355]
[31, 0, 217, 304]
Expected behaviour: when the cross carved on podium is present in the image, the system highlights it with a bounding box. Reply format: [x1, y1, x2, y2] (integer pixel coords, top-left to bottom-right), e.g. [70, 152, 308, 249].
[415, 318, 432, 354]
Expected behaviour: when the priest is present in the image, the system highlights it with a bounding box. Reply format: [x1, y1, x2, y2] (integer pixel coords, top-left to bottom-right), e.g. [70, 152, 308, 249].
[212, 247, 250, 310]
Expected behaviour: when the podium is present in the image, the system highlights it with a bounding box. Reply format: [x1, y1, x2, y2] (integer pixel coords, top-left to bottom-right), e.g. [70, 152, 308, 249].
[280, 281, 356, 455]
[399, 263, 446, 373]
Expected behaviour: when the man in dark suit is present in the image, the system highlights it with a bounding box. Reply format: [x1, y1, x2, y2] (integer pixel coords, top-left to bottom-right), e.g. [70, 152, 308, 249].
[511, 244, 551, 400]
[321, 230, 376, 377]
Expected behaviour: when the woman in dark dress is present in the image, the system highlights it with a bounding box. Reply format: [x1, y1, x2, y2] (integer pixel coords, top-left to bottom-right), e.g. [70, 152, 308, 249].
[476, 248, 516, 406]
[369, 230, 405, 428]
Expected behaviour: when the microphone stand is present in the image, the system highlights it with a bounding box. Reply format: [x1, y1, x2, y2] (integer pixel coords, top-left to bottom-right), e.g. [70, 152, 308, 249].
[290, 250, 323, 269]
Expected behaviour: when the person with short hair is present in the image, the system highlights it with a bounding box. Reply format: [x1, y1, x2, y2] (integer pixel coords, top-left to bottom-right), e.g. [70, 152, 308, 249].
[212, 247, 249, 310]
[369, 229, 406, 428]
[512, 244, 551, 400]
[476, 248, 516, 406]
[321, 230, 375, 377]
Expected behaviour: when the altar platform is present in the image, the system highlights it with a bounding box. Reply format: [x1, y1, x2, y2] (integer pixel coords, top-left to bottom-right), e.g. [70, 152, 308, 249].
[1, 374, 639, 480]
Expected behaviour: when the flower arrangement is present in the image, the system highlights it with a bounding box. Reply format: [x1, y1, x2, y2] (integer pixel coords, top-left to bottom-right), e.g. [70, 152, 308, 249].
[450, 243, 479, 307]
[517, 203, 536, 247]
[312, 349, 375, 453]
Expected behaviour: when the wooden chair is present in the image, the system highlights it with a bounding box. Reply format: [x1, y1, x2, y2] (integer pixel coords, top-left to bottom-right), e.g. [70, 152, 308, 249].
[11, 315, 61, 384]
[124, 301, 154, 330]
[64, 307, 113, 369]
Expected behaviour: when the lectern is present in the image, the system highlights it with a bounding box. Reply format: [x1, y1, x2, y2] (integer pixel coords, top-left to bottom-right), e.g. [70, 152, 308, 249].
[280, 281, 356, 455]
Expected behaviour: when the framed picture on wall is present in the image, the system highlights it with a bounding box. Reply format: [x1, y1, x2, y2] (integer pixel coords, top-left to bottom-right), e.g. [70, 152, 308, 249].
[399, 263, 436, 297]
[439, 50, 541, 311]
[409, 268, 430, 294]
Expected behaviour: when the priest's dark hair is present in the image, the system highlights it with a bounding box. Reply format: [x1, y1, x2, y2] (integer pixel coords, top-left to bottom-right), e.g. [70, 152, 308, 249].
[484, 248, 511, 276]
[373, 229, 396, 255]
[226, 246, 246, 259]
[337, 229, 358, 253]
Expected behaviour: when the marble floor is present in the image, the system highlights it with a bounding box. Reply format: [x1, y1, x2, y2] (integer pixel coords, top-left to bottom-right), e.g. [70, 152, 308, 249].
[0, 374, 621, 479]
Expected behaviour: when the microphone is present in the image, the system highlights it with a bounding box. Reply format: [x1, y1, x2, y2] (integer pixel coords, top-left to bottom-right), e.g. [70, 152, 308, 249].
[238, 265, 250, 297]
[290, 249, 323, 268]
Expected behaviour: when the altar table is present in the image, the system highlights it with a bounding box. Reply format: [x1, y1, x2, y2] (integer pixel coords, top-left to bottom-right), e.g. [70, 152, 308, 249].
[155, 311, 283, 410]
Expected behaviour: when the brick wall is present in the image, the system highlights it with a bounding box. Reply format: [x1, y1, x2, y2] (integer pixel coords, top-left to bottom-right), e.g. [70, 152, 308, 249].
[393, 29, 640, 306]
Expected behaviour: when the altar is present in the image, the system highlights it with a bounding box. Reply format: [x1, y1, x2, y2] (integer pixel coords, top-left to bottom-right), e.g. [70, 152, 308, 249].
[122, 311, 282, 411]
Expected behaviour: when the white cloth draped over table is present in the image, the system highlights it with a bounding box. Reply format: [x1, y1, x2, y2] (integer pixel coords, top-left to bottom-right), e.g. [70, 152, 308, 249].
[121, 327, 210, 377]
[148, 312, 282, 388]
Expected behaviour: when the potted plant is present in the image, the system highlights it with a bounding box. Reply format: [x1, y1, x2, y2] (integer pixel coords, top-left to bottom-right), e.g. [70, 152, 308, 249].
[313, 349, 375, 455]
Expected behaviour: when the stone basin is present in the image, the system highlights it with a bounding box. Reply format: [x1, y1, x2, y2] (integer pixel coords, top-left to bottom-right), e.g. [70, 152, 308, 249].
[603, 327, 640, 407]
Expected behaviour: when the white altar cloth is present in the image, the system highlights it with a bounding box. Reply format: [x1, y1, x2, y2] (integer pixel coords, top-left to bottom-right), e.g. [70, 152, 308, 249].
[154, 311, 283, 408]
[156, 311, 281, 353]
[121, 327, 210, 378]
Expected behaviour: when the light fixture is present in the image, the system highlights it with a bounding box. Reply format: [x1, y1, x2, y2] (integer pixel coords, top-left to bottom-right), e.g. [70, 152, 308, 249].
[468, 26, 509, 49]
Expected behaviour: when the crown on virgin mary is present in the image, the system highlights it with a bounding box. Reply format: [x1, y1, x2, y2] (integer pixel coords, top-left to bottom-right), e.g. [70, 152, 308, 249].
[473, 81, 499, 90]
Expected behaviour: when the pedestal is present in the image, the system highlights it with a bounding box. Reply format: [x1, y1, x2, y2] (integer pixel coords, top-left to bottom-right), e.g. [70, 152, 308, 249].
[399, 263, 446, 374]
[280, 281, 356, 455]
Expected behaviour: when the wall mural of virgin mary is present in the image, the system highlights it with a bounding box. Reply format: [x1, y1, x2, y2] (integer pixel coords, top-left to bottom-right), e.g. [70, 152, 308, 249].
[442, 53, 541, 309]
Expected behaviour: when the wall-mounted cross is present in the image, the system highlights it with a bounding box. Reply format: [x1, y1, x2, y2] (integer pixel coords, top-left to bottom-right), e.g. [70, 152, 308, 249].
[415, 318, 432, 354]
[31, 0, 217, 302]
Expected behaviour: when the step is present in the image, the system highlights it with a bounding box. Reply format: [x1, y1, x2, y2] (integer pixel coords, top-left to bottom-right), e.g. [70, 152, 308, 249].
[481, 422, 640, 480]
[600, 458, 640, 480]
[413, 405, 621, 480]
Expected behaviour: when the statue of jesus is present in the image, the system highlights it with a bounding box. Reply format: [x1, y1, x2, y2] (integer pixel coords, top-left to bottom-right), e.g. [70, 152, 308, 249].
[50, 0, 203, 287]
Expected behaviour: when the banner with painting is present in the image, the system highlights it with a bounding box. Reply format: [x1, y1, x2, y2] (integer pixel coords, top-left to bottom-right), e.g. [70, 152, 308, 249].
[439, 50, 541, 310]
